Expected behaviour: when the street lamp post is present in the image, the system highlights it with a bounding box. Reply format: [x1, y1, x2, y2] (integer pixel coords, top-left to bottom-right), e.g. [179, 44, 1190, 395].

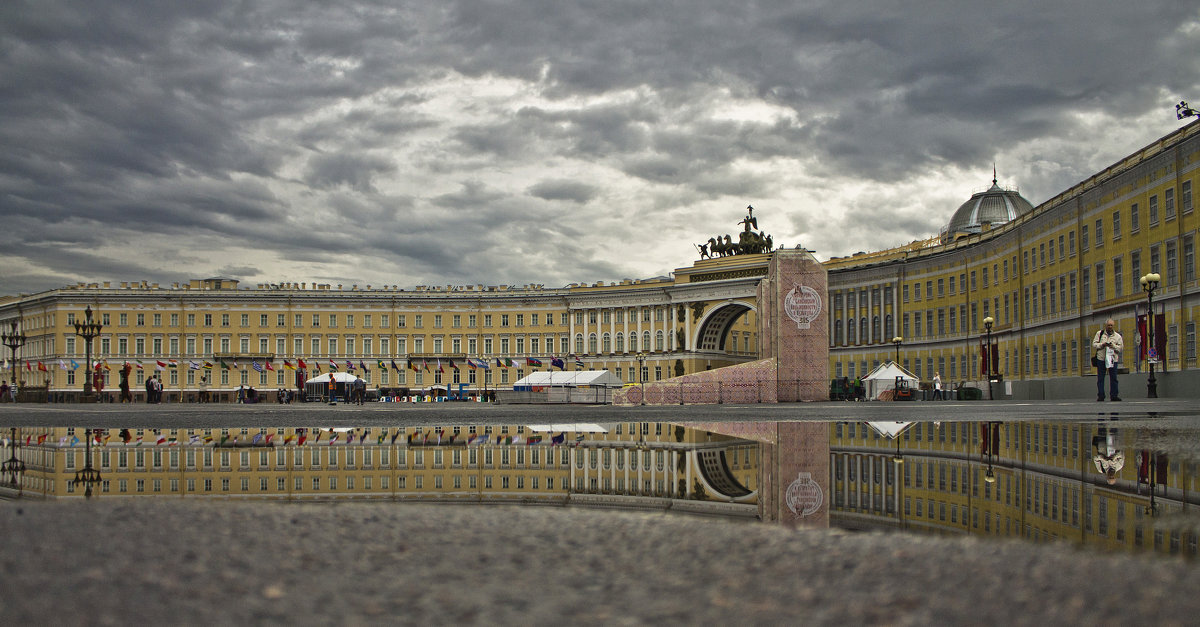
[891, 336, 902, 365]
[1141, 273, 1161, 398]
[982, 316, 995, 400]
[635, 352, 646, 405]
[72, 428, 103, 498]
[2, 427, 26, 494]
[2, 321, 26, 400]
[73, 306, 103, 402]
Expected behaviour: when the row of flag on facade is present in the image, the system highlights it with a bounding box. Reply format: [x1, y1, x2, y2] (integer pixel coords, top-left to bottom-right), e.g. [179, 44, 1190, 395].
[3, 355, 591, 374]
[3, 428, 573, 448]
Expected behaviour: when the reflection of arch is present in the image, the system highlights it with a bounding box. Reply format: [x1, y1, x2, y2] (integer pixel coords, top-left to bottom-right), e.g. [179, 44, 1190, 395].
[694, 300, 757, 352]
[695, 449, 753, 498]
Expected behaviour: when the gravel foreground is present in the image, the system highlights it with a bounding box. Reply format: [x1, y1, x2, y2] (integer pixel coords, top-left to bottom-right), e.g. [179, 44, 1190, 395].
[1, 502, 1196, 625]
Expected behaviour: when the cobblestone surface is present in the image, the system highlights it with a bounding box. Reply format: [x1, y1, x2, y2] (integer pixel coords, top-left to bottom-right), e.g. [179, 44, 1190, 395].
[1, 502, 1198, 625]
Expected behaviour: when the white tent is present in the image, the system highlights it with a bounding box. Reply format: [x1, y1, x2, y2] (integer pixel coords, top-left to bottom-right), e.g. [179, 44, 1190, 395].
[861, 361, 919, 400]
[511, 370, 624, 390]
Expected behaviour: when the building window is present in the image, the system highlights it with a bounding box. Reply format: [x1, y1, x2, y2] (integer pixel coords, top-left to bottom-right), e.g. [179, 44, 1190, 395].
[1150, 195, 1159, 225]
[1112, 211, 1121, 240]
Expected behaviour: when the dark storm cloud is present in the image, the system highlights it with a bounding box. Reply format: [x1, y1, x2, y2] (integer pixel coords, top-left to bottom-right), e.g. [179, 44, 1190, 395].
[528, 180, 598, 204]
[1, 0, 1196, 294]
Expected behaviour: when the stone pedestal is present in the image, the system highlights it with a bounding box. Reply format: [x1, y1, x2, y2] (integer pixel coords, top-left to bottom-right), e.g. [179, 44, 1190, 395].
[757, 250, 829, 401]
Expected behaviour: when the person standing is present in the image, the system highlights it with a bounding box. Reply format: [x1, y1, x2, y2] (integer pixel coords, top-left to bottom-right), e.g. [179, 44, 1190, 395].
[933, 372, 943, 401]
[1092, 318, 1123, 401]
[145, 375, 154, 403]
[198, 375, 209, 403]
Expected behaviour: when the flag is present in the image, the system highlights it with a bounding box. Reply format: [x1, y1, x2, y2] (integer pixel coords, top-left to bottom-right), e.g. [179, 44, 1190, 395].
[408, 359, 418, 372]
[252, 361, 264, 373]
[575, 358, 585, 368]
[346, 360, 355, 371]
[527, 357, 543, 367]
[203, 361, 214, 370]
[59, 359, 69, 370]
[329, 359, 339, 371]
[298, 359, 307, 370]
[265, 362, 275, 371]
[391, 359, 401, 371]
[378, 360, 387, 371]
[37, 361, 47, 372]
[134, 360, 144, 370]
[359, 361, 369, 372]
[252, 433, 264, 445]
[283, 360, 295, 370]
[465, 359, 478, 370]
[189, 361, 201, 370]
[220, 360, 230, 370]
[436, 359, 444, 373]
[422, 359, 429, 372]
[511, 359, 524, 368]
[231, 361, 240, 369]
[551, 432, 566, 445]
[156, 434, 167, 445]
[504, 358, 513, 367]
[156, 360, 167, 371]
[70, 359, 80, 370]
[551, 357, 565, 370]
[448, 359, 459, 371]
[169, 359, 179, 367]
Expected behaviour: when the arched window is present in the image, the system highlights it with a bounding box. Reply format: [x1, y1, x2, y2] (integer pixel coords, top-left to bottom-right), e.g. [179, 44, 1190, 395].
[602, 333, 611, 353]
[615, 333, 625, 353]
[575, 334, 584, 355]
[847, 321, 856, 344]
[859, 318, 868, 344]
[642, 331, 651, 351]
[655, 330, 664, 351]
[588, 333, 598, 354]
[884, 314, 893, 339]
[629, 332, 638, 352]
[872, 316, 881, 342]
[835, 320, 844, 345]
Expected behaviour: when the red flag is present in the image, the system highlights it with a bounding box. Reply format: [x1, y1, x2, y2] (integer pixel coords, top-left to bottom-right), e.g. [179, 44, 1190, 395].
[37, 362, 47, 372]
[298, 358, 307, 369]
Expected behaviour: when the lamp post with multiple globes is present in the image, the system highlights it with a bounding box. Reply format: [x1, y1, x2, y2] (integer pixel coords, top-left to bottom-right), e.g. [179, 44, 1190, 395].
[73, 306, 104, 401]
[1141, 273, 1161, 398]
[2, 321, 26, 400]
[982, 316, 995, 400]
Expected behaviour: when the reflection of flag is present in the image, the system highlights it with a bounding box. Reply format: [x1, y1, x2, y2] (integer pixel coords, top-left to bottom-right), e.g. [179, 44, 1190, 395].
[551, 432, 566, 445]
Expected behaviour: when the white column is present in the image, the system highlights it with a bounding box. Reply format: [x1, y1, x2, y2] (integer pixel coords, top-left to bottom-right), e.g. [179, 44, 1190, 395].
[684, 304, 692, 351]
[685, 450, 692, 497]
[624, 448, 630, 492]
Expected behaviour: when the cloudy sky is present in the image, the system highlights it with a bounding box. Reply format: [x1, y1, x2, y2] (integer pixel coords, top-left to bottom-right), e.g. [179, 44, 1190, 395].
[2, 1, 1198, 296]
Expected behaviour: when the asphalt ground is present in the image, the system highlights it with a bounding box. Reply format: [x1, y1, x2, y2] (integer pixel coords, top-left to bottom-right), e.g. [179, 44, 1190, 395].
[1, 501, 1197, 626]
[1, 398, 1197, 429]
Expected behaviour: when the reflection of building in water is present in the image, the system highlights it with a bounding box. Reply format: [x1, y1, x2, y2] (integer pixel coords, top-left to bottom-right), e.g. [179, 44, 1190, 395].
[830, 421, 1200, 557]
[0, 424, 759, 517]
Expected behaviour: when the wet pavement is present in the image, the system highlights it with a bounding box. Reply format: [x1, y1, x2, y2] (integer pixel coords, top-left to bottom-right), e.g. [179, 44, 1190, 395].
[2, 400, 1199, 624]
[1, 397, 1196, 429]
[2, 502, 1198, 625]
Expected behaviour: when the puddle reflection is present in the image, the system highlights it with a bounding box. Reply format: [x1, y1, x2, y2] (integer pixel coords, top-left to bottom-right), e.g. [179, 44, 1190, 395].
[3, 418, 1198, 558]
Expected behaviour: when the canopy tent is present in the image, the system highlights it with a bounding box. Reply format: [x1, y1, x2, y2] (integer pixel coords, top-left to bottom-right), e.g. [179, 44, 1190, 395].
[861, 361, 919, 400]
[511, 370, 623, 391]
